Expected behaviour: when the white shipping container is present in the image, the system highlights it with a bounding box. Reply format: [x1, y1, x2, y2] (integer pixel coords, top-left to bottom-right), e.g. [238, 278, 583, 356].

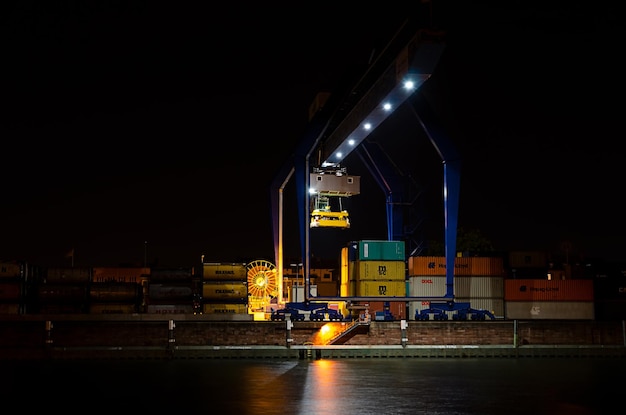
[505, 301, 595, 320]
[409, 275, 504, 298]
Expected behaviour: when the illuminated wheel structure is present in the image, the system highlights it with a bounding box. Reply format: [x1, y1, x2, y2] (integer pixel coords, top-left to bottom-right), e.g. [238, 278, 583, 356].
[246, 259, 279, 318]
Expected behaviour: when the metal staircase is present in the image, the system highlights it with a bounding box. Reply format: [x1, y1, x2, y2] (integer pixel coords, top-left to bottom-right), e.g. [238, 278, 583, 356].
[326, 320, 370, 345]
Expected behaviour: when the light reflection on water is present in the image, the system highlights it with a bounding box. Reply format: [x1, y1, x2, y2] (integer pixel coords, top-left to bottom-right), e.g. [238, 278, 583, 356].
[2, 358, 622, 414]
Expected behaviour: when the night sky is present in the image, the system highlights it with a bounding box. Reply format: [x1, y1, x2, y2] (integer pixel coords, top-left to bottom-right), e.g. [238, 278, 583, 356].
[2, 2, 624, 268]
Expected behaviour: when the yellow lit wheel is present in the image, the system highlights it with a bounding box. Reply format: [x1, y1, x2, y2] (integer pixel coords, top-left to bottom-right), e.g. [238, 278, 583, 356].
[246, 259, 278, 299]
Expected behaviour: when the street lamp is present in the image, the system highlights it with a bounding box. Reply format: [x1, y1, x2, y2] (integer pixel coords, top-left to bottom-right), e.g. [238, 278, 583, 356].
[290, 263, 303, 302]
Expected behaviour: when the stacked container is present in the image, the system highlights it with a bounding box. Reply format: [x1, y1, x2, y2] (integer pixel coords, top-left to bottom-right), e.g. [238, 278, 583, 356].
[89, 267, 149, 314]
[35, 267, 91, 313]
[146, 267, 198, 314]
[507, 250, 548, 278]
[407, 256, 506, 319]
[0, 261, 28, 314]
[201, 262, 248, 316]
[344, 240, 407, 320]
[504, 279, 595, 319]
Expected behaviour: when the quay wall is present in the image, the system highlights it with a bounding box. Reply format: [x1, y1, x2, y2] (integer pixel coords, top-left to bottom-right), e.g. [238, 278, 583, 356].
[1, 315, 625, 359]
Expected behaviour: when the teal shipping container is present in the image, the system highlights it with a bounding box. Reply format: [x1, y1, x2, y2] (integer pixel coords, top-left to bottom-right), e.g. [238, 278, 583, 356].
[348, 240, 405, 261]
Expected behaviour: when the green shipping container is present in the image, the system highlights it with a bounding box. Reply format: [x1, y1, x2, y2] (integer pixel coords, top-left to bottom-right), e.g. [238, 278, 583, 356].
[355, 240, 405, 261]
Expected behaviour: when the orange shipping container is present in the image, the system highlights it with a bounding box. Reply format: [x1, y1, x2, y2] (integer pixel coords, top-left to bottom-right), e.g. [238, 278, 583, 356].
[504, 279, 594, 301]
[408, 256, 504, 277]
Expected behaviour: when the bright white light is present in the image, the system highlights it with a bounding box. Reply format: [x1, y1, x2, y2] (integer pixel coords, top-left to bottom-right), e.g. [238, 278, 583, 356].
[348, 139, 355, 146]
[364, 123, 371, 130]
[335, 152, 342, 158]
[404, 80, 415, 90]
[383, 102, 392, 111]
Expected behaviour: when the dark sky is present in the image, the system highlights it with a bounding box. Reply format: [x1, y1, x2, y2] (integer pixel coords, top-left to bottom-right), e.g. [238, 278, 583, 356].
[2, 2, 624, 268]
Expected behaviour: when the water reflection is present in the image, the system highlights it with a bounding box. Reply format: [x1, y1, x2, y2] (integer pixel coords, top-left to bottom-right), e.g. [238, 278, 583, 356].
[2, 358, 621, 414]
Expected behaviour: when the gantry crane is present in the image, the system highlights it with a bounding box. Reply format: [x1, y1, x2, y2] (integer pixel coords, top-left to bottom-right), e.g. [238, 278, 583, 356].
[270, 16, 494, 320]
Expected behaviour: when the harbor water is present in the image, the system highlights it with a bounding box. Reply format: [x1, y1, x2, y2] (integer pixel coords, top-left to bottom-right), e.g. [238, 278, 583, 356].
[2, 357, 623, 414]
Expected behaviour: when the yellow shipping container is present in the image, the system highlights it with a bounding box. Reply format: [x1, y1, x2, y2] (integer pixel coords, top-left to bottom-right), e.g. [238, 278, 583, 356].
[350, 260, 406, 281]
[202, 303, 248, 314]
[341, 247, 349, 285]
[356, 280, 406, 297]
[202, 263, 248, 280]
[202, 281, 248, 300]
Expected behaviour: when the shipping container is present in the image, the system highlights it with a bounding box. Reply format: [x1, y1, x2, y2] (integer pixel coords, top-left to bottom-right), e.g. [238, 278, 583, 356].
[408, 275, 505, 298]
[507, 267, 549, 279]
[148, 283, 194, 301]
[0, 303, 21, 314]
[0, 261, 23, 279]
[92, 267, 150, 284]
[504, 279, 594, 301]
[508, 250, 548, 268]
[202, 303, 248, 314]
[89, 303, 138, 314]
[202, 263, 248, 281]
[150, 267, 195, 282]
[316, 281, 339, 296]
[355, 280, 406, 297]
[348, 240, 405, 261]
[452, 276, 504, 298]
[89, 283, 141, 302]
[45, 267, 92, 284]
[36, 284, 88, 302]
[341, 247, 349, 284]
[505, 301, 595, 320]
[202, 281, 248, 301]
[408, 256, 505, 277]
[349, 260, 406, 281]
[146, 304, 194, 314]
[36, 303, 86, 314]
[0, 281, 22, 301]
